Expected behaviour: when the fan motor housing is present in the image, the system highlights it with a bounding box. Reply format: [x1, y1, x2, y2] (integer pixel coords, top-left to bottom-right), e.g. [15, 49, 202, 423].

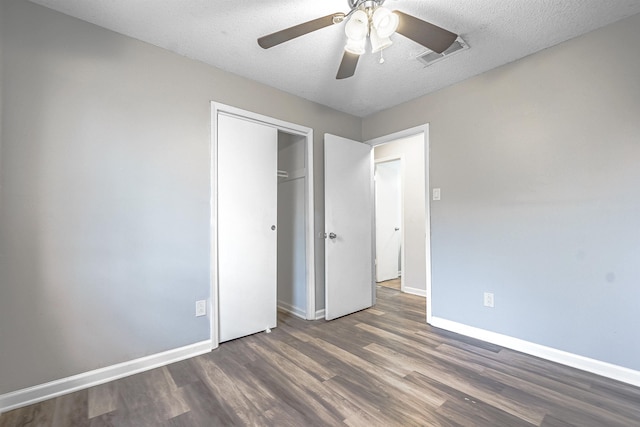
[349, 0, 385, 9]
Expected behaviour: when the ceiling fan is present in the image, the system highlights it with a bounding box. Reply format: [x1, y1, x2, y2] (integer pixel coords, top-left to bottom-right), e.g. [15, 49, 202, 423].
[257, 0, 458, 79]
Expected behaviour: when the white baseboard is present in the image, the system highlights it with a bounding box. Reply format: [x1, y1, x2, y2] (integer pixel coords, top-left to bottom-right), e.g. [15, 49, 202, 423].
[0, 340, 211, 414]
[315, 309, 325, 320]
[277, 300, 306, 319]
[430, 317, 640, 388]
[403, 286, 427, 297]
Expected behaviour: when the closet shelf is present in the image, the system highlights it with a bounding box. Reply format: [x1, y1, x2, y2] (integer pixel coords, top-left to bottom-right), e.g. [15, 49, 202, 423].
[277, 168, 306, 182]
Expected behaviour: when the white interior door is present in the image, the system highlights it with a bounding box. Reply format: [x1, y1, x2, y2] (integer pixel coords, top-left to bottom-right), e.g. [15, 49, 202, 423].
[218, 114, 277, 342]
[375, 159, 402, 282]
[324, 134, 373, 320]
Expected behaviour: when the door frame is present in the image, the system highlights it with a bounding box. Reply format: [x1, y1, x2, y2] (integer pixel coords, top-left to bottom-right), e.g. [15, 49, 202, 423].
[366, 124, 432, 323]
[374, 155, 405, 291]
[210, 102, 315, 349]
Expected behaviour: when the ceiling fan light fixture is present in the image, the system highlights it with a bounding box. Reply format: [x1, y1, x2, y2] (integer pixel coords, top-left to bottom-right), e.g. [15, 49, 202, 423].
[256, 0, 459, 80]
[345, 10, 369, 41]
[332, 13, 346, 24]
[372, 7, 399, 39]
[344, 37, 366, 55]
[370, 27, 392, 53]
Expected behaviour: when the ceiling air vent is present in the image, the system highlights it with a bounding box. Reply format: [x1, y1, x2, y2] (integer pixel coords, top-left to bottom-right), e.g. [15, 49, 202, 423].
[416, 37, 468, 67]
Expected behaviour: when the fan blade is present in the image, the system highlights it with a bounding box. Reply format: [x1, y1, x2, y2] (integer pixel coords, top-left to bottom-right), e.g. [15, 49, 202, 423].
[394, 11, 457, 54]
[258, 13, 344, 49]
[336, 52, 359, 80]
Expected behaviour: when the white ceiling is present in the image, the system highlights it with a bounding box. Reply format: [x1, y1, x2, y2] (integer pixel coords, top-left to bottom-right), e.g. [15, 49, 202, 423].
[29, 0, 640, 117]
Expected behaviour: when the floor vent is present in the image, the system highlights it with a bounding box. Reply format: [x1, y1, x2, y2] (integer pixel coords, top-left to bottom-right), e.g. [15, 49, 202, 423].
[416, 37, 468, 67]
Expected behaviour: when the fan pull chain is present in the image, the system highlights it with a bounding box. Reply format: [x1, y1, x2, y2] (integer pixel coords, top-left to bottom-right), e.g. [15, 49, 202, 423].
[379, 51, 385, 64]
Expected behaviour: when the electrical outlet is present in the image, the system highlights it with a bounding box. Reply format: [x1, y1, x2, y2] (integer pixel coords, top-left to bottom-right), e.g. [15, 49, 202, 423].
[483, 292, 494, 308]
[195, 300, 207, 317]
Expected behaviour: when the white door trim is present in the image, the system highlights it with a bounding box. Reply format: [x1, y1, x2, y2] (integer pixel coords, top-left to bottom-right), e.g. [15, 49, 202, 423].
[366, 124, 432, 323]
[374, 155, 405, 291]
[210, 102, 315, 349]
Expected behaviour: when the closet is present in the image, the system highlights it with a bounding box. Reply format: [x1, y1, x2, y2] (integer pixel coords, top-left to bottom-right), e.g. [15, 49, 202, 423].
[276, 132, 307, 318]
[217, 112, 308, 343]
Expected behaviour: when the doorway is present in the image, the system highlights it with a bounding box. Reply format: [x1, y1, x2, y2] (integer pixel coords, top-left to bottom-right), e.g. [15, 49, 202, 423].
[210, 103, 315, 349]
[368, 125, 431, 321]
[375, 157, 403, 289]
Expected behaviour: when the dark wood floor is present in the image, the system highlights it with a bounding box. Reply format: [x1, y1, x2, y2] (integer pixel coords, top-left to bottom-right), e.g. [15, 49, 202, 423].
[378, 277, 401, 290]
[2, 286, 640, 426]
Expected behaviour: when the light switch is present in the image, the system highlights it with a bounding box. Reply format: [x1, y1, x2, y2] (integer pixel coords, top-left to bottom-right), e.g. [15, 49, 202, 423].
[433, 188, 441, 201]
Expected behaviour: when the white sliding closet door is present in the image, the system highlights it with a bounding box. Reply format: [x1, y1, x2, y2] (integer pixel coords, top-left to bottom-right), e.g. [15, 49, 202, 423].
[218, 114, 278, 342]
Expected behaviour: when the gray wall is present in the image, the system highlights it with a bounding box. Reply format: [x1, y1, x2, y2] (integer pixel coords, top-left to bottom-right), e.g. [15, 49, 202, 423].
[0, 0, 360, 395]
[374, 134, 426, 293]
[363, 13, 640, 371]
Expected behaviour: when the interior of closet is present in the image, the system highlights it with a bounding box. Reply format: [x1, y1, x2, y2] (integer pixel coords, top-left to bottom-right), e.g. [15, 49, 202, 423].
[276, 131, 307, 318]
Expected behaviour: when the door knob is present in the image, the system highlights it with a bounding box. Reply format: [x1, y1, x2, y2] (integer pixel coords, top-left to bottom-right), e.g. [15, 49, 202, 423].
[328, 232, 337, 239]
[394, 227, 400, 231]
[271, 225, 276, 231]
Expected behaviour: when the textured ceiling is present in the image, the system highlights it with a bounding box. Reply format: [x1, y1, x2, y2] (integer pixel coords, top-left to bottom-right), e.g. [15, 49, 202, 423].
[29, 0, 640, 117]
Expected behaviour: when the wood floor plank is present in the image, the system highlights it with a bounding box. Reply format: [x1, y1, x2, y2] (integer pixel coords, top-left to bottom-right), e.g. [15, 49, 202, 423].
[262, 403, 318, 427]
[116, 367, 184, 416]
[343, 408, 390, 427]
[503, 385, 631, 427]
[484, 366, 640, 425]
[51, 390, 89, 427]
[540, 414, 579, 427]
[255, 333, 336, 381]
[88, 382, 119, 419]
[323, 375, 436, 426]
[443, 344, 640, 422]
[175, 379, 245, 426]
[165, 359, 202, 389]
[206, 353, 278, 414]
[194, 355, 265, 426]
[2, 286, 639, 426]
[436, 397, 536, 427]
[248, 339, 362, 421]
[0, 398, 56, 427]
[357, 311, 444, 348]
[363, 342, 548, 424]
[498, 347, 596, 386]
[357, 323, 487, 373]
[306, 337, 449, 416]
[244, 357, 346, 426]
